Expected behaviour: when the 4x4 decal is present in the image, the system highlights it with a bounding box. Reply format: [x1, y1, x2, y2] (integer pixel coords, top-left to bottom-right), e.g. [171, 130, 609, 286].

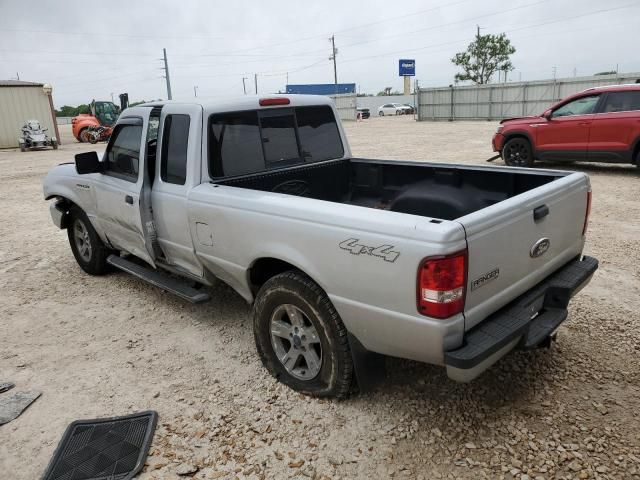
[339, 238, 400, 263]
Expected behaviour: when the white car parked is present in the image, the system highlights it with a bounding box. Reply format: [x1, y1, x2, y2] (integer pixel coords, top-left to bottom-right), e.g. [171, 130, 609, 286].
[377, 103, 408, 116]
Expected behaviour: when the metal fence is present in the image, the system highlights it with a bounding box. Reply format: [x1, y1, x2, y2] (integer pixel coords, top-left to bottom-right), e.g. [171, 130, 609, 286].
[417, 72, 640, 121]
[330, 93, 357, 121]
[56, 116, 73, 125]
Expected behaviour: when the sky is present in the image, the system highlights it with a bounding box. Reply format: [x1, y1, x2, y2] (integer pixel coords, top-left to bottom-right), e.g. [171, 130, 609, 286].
[0, 0, 638, 108]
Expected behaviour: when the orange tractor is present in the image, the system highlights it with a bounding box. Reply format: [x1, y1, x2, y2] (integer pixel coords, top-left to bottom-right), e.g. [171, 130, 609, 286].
[72, 94, 128, 143]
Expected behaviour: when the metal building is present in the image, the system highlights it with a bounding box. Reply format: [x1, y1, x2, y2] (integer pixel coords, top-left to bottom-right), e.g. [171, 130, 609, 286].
[286, 83, 356, 95]
[0, 80, 60, 148]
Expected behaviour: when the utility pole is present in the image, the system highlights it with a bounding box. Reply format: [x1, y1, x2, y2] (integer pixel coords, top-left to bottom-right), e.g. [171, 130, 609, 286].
[193, 86, 198, 97]
[162, 48, 173, 100]
[254, 74, 258, 94]
[242, 77, 247, 94]
[552, 66, 557, 80]
[110, 92, 115, 103]
[329, 35, 338, 85]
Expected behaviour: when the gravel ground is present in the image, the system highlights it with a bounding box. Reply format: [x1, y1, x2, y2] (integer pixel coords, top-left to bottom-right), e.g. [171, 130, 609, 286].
[0, 117, 639, 479]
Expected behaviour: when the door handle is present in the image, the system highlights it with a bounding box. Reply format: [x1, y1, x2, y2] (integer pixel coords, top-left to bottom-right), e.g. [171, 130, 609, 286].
[125, 195, 134, 205]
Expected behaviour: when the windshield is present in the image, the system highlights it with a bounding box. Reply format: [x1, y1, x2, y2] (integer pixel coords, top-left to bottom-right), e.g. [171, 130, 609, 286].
[95, 102, 119, 126]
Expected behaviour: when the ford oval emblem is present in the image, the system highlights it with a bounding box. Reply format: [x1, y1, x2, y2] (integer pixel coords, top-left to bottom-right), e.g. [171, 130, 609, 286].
[530, 238, 551, 258]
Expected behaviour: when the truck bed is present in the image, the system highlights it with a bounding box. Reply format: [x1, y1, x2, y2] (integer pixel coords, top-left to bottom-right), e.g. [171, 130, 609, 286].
[216, 158, 564, 221]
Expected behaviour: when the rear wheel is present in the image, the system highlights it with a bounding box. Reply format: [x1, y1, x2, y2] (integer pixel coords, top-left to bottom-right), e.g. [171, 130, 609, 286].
[503, 137, 534, 167]
[252, 271, 353, 399]
[51, 139, 58, 150]
[67, 207, 111, 275]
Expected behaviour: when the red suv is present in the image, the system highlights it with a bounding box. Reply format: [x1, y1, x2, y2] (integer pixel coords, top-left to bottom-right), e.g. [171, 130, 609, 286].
[493, 84, 640, 167]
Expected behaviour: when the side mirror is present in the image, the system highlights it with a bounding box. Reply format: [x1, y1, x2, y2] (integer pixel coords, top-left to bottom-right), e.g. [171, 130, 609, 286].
[75, 151, 102, 174]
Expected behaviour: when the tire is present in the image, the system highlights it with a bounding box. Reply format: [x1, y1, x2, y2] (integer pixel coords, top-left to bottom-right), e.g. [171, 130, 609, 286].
[252, 271, 353, 399]
[78, 128, 89, 143]
[379, 111, 384, 116]
[67, 207, 111, 275]
[503, 137, 534, 167]
[51, 140, 58, 150]
[19, 143, 25, 152]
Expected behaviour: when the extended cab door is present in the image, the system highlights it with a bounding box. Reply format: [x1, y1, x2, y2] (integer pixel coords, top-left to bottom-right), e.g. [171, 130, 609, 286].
[535, 94, 600, 161]
[588, 90, 640, 162]
[93, 113, 153, 265]
[150, 104, 204, 277]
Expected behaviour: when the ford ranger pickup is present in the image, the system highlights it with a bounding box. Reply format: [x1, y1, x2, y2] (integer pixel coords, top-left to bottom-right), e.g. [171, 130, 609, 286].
[43, 95, 598, 398]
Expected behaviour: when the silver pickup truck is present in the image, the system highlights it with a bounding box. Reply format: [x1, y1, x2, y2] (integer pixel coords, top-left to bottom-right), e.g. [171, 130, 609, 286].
[43, 95, 598, 398]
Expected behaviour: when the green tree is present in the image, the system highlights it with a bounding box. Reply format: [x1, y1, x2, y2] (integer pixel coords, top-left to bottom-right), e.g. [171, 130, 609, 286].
[451, 32, 515, 84]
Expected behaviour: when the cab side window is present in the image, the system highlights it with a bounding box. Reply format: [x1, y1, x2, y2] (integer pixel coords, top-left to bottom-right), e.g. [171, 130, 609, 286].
[161, 114, 190, 185]
[551, 95, 600, 118]
[104, 124, 142, 181]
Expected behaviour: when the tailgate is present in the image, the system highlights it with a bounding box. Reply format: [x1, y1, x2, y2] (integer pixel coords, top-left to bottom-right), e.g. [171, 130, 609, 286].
[459, 171, 590, 331]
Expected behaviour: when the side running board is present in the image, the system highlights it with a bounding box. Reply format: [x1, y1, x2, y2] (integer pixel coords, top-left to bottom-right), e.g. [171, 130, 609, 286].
[107, 255, 211, 304]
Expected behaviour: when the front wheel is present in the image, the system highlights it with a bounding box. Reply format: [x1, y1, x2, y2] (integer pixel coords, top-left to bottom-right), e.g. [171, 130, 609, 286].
[379, 111, 384, 116]
[503, 137, 534, 167]
[252, 271, 353, 399]
[67, 207, 111, 275]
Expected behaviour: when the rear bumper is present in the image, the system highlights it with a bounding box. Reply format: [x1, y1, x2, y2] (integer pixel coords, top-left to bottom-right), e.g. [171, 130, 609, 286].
[445, 255, 598, 382]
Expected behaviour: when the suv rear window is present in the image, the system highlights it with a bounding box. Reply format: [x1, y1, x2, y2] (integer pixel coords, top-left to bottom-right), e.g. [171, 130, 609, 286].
[209, 105, 343, 178]
[602, 91, 640, 113]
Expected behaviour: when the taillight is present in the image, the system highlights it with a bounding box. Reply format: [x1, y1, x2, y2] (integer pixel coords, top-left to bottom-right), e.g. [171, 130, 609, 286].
[259, 97, 290, 106]
[417, 251, 467, 319]
[582, 190, 592, 236]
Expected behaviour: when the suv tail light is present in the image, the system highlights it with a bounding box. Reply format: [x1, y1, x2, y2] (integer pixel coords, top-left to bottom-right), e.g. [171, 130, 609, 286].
[417, 251, 467, 319]
[582, 190, 592, 236]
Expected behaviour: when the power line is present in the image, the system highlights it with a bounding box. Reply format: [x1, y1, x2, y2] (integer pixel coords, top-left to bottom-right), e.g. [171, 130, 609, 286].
[0, 26, 222, 40]
[339, 3, 640, 65]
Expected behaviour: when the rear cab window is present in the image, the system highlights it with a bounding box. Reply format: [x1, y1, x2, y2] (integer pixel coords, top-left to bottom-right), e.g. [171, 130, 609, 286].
[161, 114, 190, 185]
[209, 105, 344, 178]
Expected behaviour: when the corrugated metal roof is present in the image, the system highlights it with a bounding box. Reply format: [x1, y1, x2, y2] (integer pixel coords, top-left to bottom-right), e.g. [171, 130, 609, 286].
[0, 80, 44, 87]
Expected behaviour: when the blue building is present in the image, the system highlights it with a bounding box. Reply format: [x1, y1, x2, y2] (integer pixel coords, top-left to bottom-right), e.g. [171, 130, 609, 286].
[286, 83, 356, 95]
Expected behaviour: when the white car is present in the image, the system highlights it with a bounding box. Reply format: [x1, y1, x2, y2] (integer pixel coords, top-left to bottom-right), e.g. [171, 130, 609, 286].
[377, 103, 408, 116]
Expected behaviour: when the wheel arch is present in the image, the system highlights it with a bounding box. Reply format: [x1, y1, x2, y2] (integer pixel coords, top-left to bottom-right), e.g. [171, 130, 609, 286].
[502, 130, 536, 160]
[248, 257, 323, 298]
[45, 195, 77, 229]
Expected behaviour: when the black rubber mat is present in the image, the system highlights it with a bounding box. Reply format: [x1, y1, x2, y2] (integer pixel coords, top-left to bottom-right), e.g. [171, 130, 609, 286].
[42, 411, 158, 480]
